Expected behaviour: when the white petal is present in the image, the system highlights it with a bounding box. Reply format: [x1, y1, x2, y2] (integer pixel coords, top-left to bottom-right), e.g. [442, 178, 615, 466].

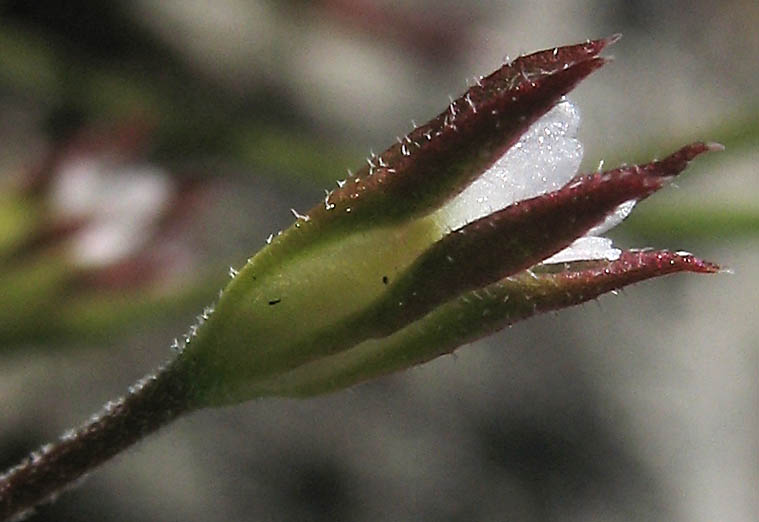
[587, 199, 636, 236]
[542, 236, 621, 264]
[433, 99, 583, 231]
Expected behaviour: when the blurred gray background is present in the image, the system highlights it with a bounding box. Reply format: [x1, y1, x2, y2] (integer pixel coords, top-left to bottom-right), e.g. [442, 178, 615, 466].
[0, 1, 756, 521]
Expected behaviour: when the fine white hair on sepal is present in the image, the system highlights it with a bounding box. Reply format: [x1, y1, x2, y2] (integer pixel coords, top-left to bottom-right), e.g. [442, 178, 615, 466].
[542, 236, 622, 264]
[434, 98, 583, 231]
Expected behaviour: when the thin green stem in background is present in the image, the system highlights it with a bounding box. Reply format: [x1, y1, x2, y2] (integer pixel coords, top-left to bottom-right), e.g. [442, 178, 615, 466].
[621, 204, 759, 241]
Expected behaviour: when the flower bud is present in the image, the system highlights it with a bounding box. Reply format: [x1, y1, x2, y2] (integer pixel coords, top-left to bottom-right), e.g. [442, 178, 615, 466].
[174, 37, 719, 407]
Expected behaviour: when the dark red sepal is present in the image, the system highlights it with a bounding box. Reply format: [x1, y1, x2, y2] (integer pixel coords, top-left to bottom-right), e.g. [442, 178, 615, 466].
[310, 37, 616, 227]
[370, 143, 715, 335]
[526, 249, 720, 308]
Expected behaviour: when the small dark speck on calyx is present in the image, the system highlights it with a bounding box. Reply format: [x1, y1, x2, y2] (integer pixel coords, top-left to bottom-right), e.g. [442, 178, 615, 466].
[268, 298, 281, 305]
[382, 276, 389, 285]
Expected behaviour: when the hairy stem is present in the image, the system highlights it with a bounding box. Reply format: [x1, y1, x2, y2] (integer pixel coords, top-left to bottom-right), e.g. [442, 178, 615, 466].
[0, 359, 193, 521]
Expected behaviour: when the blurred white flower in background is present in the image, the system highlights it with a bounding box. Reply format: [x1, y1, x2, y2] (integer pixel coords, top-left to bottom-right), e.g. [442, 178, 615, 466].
[51, 158, 174, 268]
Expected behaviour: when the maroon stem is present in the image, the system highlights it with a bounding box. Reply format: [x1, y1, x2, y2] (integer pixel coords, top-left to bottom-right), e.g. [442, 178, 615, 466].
[0, 360, 193, 521]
